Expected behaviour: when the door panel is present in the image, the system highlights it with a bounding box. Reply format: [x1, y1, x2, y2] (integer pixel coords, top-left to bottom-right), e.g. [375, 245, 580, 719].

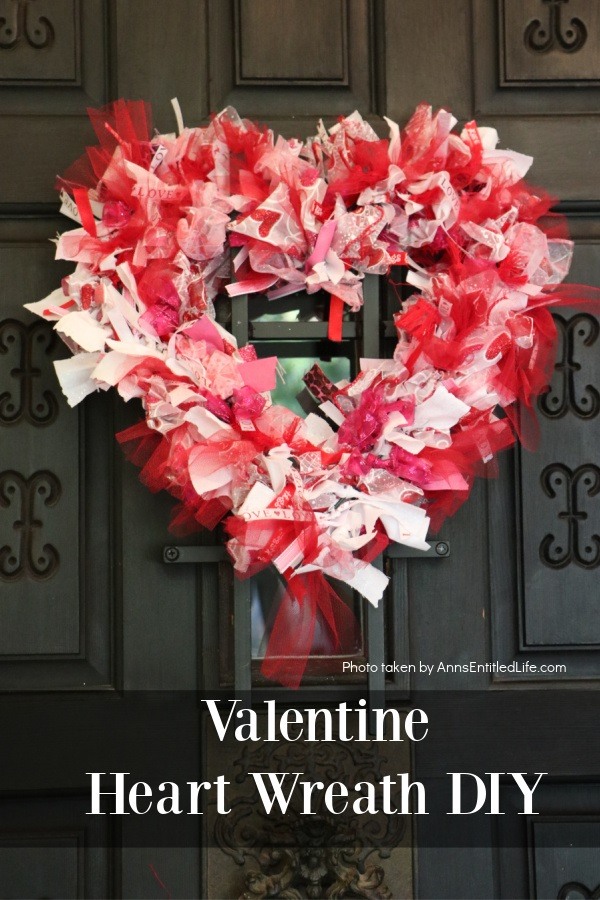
[490, 242, 600, 678]
[0, 221, 115, 690]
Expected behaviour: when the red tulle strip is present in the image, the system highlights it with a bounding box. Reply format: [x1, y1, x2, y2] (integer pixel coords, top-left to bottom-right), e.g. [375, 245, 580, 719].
[116, 421, 234, 535]
[533, 282, 600, 316]
[58, 99, 153, 192]
[116, 421, 163, 470]
[422, 416, 515, 530]
[260, 570, 359, 689]
[356, 526, 389, 563]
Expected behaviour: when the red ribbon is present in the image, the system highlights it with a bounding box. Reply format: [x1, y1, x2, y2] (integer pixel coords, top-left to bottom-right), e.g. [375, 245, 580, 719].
[260, 570, 359, 689]
[72, 187, 97, 237]
[148, 864, 172, 900]
[328, 294, 344, 342]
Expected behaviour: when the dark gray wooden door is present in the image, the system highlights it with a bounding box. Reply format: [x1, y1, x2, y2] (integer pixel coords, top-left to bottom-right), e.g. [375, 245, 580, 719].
[1, 2, 599, 898]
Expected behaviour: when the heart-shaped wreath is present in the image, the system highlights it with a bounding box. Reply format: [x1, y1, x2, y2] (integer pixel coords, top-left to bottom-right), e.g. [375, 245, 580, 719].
[26, 100, 593, 686]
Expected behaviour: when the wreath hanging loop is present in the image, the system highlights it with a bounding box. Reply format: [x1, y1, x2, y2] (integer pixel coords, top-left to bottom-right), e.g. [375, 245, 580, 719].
[25, 99, 596, 687]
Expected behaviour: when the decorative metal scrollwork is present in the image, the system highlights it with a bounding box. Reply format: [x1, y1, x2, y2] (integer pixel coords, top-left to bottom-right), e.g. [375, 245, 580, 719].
[524, 0, 588, 54]
[0, 0, 55, 50]
[240, 834, 391, 899]
[214, 734, 403, 898]
[539, 314, 599, 420]
[0, 469, 61, 581]
[0, 318, 59, 426]
[540, 463, 600, 569]
[558, 881, 600, 899]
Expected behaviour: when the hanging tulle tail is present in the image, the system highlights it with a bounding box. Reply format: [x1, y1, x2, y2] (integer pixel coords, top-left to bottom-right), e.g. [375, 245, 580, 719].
[260, 571, 360, 689]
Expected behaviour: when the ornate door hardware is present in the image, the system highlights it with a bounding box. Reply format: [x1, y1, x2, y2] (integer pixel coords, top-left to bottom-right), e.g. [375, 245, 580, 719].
[0, 469, 61, 580]
[539, 463, 600, 569]
[0, 0, 55, 50]
[524, 0, 588, 54]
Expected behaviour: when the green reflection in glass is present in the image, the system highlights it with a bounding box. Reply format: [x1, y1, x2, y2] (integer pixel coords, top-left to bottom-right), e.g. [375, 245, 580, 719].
[271, 356, 350, 417]
[249, 294, 326, 323]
